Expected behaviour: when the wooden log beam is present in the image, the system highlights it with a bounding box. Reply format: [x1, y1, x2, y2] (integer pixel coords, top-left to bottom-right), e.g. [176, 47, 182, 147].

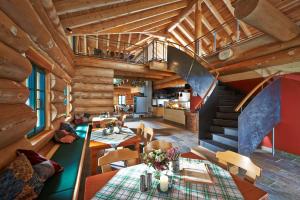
[204, 0, 234, 40]
[51, 90, 65, 103]
[75, 56, 175, 76]
[61, 0, 181, 28]
[0, 0, 74, 76]
[0, 42, 32, 82]
[98, 10, 180, 34]
[212, 46, 300, 75]
[0, 10, 31, 53]
[50, 74, 66, 92]
[222, 0, 251, 37]
[50, 116, 65, 130]
[72, 82, 114, 92]
[72, 92, 114, 99]
[30, 0, 74, 66]
[195, 1, 203, 54]
[153, 78, 187, 90]
[234, 0, 300, 41]
[0, 79, 29, 104]
[73, 99, 113, 107]
[153, 75, 182, 85]
[55, 0, 133, 15]
[114, 71, 164, 80]
[74, 66, 114, 77]
[71, 1, 188, 34]
[51, 103, 66, 121]
[0, 104, 37, 149]
[128, 18, 174, 34]
[73, 76, 113, 84]
[167, 0, 199, 32]
[74, 106, 114, 114]
[40, 0, 66, 37]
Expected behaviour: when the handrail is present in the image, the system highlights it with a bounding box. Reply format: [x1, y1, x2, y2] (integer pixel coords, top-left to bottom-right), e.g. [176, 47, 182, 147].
[195, 72, 219, 110]
[235, 71, 281, 112]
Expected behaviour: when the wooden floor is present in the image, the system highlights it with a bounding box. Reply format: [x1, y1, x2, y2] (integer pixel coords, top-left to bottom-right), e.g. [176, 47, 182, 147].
[125, 117, 300, 200]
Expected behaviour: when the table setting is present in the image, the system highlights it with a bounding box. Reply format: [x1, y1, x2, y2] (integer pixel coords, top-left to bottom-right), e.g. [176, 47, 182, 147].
[92, 147, 244, 200]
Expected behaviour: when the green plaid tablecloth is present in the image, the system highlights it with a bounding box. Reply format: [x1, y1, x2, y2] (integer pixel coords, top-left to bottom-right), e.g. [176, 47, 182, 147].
[92, 157, 244, 200]
[90, 127, 135, 148]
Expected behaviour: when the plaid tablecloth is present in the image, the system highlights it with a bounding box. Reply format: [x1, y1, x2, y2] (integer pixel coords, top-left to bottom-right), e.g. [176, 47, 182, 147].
[90, 127, 135, 148]
[92, 157, 244, 200]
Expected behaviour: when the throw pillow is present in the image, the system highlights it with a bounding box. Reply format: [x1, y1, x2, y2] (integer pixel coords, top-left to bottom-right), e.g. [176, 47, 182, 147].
[16, 149, 63, 175]
[60, 122, 79, 138]
[54, 129, 77, 144]
[0, 153, 44, 200]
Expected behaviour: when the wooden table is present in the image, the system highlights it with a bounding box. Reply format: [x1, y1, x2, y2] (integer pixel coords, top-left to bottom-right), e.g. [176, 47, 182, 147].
[91, 117, 118, 128]
[85, 152, 268, 200]
[89, 128, 141, 175]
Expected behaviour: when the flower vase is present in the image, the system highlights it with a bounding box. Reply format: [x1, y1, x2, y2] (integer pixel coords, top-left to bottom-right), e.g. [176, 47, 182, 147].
[171, 160, 180, 173]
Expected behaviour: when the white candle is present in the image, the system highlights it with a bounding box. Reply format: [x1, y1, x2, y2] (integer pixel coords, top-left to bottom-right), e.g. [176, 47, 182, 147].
[160, 175, 169, 192]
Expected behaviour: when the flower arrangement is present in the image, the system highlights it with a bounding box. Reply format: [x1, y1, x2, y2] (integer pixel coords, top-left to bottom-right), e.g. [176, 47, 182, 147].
[142, 147, 181, 171]
[143, 149, 169, 171]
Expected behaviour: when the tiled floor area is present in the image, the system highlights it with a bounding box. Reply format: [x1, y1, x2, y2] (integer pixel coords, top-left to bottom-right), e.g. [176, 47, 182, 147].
[125, 117, 300, 200]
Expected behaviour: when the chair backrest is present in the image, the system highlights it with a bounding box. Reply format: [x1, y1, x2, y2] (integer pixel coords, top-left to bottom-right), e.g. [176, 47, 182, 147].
[121, 114, 127, 122]
[136, 123, 145, 137]
[216, 151, 261, 183]
[143, 127, 155, 145]
[144, 140, 173, 153]
[98, 148, 139, 173]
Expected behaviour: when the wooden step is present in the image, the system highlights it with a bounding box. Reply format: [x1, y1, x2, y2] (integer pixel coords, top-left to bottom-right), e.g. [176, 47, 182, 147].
[212, 134, 238, 148]
[216, 112, 239, 120]
[200, 140, 238, 152]
[213, 119, 238, 128]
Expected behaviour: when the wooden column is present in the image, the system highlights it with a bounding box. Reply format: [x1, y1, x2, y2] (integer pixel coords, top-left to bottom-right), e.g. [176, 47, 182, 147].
[195, 0, 202, 55]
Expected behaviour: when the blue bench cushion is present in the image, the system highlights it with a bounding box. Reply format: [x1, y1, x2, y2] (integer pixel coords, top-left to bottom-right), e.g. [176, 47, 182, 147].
[38, 124, 89, 199]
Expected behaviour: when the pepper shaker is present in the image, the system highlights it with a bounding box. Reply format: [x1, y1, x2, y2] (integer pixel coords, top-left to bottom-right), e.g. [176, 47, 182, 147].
[140, 175, 147, 192]
[146, 173, 152, 189]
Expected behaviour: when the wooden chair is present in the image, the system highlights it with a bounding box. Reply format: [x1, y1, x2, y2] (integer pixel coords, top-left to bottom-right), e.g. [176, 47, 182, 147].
[98, 148, 140, 173]
[136, 123, 145, 137]
[144, 140, 173, 153]
[191, 146, 219, 164]
[143, 127, 155, 145]
[216, 151, 261, 183]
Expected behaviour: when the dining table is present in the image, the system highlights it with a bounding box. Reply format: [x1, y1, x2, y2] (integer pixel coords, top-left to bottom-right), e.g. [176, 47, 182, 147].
[89, 126, 141, 175]
[84, 152, 268, 200]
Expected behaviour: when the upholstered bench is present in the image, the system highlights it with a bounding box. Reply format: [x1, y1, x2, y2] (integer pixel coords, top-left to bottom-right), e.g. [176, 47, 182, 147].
[38, 124, 90, 200]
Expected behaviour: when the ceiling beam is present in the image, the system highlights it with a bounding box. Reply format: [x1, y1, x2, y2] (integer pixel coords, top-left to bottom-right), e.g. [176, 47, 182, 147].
[126, 36, 151, 51]
[61, 0, 182, 28]
[185, 16, 211, 46]
[131, 18, 173, 33]
[54, 0, 133, 15]
[167, 0, 200, 32]
[222, 0, 251, 37]
[204, 0, 234, 40]
[99, 10, 180, 34]
[71, 1, 187, 34]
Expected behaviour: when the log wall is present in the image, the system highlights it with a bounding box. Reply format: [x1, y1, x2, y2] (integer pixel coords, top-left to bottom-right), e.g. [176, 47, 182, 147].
[72, 66, 114, 114]
[0, 0, 74, 170]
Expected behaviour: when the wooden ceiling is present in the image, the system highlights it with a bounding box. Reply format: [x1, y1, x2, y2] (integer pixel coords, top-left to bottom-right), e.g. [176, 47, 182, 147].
[53, 0, 300, 53]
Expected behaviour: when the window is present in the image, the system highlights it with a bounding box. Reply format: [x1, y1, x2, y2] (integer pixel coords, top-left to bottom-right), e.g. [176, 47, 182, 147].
[118, 95, 126, 105]
[64, 84, 71, 115]
[26, 63, 46, 138]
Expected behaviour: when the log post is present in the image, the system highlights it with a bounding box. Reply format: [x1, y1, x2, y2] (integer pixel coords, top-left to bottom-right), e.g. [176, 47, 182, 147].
[0, 79, 29, 104]
[0, 41, 32, 82]
[234, 0, 300, 41]
[195, 0, 203, 55]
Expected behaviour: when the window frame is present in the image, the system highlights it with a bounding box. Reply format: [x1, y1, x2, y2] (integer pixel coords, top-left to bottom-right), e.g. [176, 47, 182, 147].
[26, 63, 46, 138]
[118, 95, 126, 105]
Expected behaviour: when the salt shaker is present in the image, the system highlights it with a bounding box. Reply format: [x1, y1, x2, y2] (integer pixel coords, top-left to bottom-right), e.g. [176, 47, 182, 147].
[140, 175, 147, 192]
[146, 173, 152, 189]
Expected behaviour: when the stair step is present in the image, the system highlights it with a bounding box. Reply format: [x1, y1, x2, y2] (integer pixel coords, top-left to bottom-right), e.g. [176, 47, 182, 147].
[224, 128, 238, 136]
[218, 100, 238, 106]
[200, 140, 238, 152]
[216, 112, 239, 120]
[218, 106, 235, 112]
[213, 119, 238, 128]
[218, 95, 244, 101]
[210, 126, 239, 136]
[212, 134, 238, 148]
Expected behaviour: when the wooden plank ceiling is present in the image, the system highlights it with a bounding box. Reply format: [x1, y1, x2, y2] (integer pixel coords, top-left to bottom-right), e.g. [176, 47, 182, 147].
[53, 0, 300, 79]
[54, 0, 300, 51]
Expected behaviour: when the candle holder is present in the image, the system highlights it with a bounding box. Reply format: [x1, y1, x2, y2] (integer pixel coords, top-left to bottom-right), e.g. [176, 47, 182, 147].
[156, 183, 172, 193]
